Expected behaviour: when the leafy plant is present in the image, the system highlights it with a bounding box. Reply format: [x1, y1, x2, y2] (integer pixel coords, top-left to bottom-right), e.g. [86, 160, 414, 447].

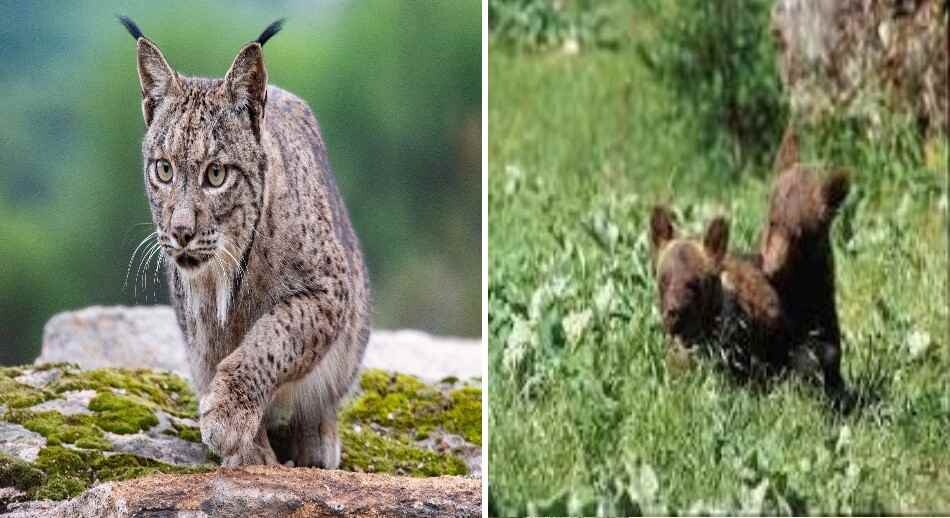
[489, 0, 618, 51]
[633, 0, 788, 173]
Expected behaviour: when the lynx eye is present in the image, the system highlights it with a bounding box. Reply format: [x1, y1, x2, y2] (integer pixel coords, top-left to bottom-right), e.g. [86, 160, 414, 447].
[154, 159, 173, 183]
[205, 163, 227, 188]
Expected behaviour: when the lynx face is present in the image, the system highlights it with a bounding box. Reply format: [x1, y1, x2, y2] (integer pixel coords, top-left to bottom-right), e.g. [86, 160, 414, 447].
[133, 26, 271, 277]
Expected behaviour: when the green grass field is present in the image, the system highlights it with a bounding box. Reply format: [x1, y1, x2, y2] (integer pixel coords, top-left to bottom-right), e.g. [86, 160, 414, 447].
[487, 39, 949, 516]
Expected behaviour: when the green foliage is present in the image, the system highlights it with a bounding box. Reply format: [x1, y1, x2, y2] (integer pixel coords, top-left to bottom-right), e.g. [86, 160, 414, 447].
[488, 11, 948, 513]
[489, 0, 618, 51]
[634, 0, 788, 172]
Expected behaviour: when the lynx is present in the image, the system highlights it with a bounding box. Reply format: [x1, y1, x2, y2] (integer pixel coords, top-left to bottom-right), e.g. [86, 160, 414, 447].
[120, 17, 371, 468]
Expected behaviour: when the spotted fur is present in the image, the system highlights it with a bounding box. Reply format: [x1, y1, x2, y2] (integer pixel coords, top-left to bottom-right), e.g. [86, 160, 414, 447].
[123, 17, 371, 468]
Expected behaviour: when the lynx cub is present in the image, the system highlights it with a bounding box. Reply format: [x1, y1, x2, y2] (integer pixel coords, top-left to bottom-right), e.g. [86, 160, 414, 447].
[120, 17, 370, 468]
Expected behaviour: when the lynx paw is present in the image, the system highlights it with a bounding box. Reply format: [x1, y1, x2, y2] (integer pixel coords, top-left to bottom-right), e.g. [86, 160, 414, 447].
[199, 385, 261, 461]
[220, 442, 279, 468]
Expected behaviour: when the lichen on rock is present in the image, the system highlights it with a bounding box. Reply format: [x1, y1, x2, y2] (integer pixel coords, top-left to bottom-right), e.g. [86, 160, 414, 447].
[0, 364, 482, 507]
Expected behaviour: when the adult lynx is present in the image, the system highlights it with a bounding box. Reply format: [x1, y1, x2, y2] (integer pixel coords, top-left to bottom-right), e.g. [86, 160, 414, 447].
[120, 17, 370, 468]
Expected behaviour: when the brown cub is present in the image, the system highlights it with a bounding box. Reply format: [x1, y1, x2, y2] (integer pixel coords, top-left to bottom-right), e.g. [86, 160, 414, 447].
[760, 163, 850, 399]
[649, 206, 787, 374]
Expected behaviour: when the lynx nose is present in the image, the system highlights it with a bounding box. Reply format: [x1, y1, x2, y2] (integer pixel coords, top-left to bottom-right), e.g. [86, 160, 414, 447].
[169, 204, 196, 248]
[171, 225, 195, 247]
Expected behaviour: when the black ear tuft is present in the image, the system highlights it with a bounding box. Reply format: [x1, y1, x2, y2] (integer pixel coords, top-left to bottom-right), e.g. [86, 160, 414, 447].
[117, 15, 144, 40]
[255, 19, 285, 46]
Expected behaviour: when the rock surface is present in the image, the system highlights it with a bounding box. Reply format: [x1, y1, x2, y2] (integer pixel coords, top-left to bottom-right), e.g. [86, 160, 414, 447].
[0, 424, 44, 463]
[38, 307, 190, 379]
[0, 364, 480, 512]
[772, 0, 948, 135]
[4, 466, 480, 518]
[38, 306, 482, 383]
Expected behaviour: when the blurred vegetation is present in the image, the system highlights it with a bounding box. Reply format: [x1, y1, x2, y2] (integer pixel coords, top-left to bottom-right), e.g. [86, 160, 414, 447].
[488, 0, 948, 514]
[633, 0, 787, 172]
[488, 0, 619, 51]
[0, 1, 481, 364]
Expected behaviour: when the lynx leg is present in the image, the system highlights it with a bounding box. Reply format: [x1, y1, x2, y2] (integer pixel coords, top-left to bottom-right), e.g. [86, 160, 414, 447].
[292, 403, 340, 469]
[199, 295, 342, 466]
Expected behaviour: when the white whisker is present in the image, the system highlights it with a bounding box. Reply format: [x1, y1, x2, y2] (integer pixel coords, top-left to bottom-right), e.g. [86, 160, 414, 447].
[136, 242, 163, 301]
[124, 231, 157, 294]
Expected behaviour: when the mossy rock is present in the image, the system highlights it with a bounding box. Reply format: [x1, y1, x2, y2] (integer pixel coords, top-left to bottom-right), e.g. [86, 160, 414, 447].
[0, 364, 481, 503]
[342, 369, 482, 446]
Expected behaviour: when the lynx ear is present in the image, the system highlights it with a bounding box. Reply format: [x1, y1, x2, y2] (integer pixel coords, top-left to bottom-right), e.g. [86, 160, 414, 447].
[119, 16, 181, 126]
[220, 20, 284, 141]
[137, 39, 181, 125]
[222, 43, 268, 139]
[703, 216, 730, 265]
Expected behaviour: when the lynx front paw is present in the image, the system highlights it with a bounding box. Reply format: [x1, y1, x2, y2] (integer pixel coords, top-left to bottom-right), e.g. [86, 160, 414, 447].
[220, 442, 279, 468]
[199, 385, 260, 461]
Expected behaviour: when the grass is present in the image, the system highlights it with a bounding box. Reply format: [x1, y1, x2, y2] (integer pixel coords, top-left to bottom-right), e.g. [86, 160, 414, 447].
[487, 33, 949, 516]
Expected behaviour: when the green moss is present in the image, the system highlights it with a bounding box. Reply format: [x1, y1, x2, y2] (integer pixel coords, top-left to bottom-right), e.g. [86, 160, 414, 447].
[172, 424, 202, 443]
[162, 421, 202, 443]
[444, 386, 481, 444]
[50, 368, 196, 417]
[34, 446, 88, 477]
[340, 427, 467, 477]
[4, 410, 110, 450]
[88, 392, 158, 434]
[93, 453, 210, 482]
[0, 452, 46, 492]
[343, 369, 483, 446]
[344, 371, 445, 436]
[0, 366, 26, 378]
[0, 377, 50, 409]
[33, 362, 77, 373]
[32, 475, 87, 500]
[25, 446, 212, 501]
[1, 365, 477, 502]
[337, 370, 481, 476]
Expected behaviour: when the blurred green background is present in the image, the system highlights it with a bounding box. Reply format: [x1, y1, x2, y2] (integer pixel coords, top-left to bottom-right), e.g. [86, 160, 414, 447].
[0, 1, 482, 364]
